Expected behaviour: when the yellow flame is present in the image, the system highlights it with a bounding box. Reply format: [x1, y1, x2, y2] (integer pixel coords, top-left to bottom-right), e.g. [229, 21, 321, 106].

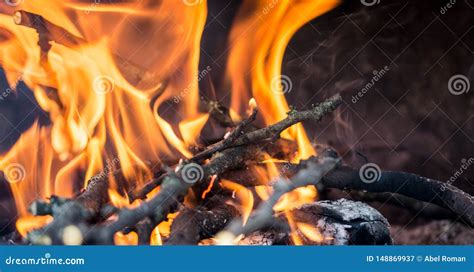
[114, 231, 138, 246]
[221, 179, 254, 226]
[296, 222, 324, 243]
[0, 0, 340, 240]
[150, 226, 163, 246]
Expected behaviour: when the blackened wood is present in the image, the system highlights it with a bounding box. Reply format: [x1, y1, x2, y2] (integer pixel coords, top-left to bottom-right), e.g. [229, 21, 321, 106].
[291, 199, 392, 245]
[321, 166, 474, 226]
[166, 197, 238, 245]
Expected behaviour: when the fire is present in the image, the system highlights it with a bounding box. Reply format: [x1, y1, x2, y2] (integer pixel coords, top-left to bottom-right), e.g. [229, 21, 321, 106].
[227, 0, 340, 160]
[0, 0, 339, 244]
[296, 222, 324, 243]
[16, 215, 52, 238]
[114, 231, 138, 246]
[221, 179, 254, 226]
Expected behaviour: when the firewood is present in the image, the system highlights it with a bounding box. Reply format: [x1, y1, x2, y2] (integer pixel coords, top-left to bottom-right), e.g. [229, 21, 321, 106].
[291, 199, 391, 245]
[217, 149, 340, 242]
[166, 196, 238, 245]
[321, 166, 474, 226]
[84, 145, 262, 244]
[26, 94, 342, 244]
[204, 199, 391, 245]
[224, 150, 474, 227]
[190, 105, 257, 163]
[192, 94, 342, 163]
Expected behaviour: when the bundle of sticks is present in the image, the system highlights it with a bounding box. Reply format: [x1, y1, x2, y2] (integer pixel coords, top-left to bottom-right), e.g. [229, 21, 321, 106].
[8, 10, 474, 245]
[20, 93, 472, 245]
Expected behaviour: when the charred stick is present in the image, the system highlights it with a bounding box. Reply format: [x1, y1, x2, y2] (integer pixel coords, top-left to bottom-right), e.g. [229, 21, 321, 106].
[131, 138, 296, 201]
[166, 196, 238, 245]
[88, 145, 261, 244]
[121, 96, 339, 201]
[230, 94, 342, 147]
[345, 191, 457, 221]
[192, 94, 342, 163]
[321, 166, 474, 226]
[14, 10, 85, 48]
[191, 106, 258, 163]
[128, 174, 167, 203]
[29, 196, 70, 216]
[226, 153, 474, 226]
[200, 98, 235, 128]
[26, 170, 111, 244]
[136, 217, 155, 245]
[217, 150, 340, 243]
[289, 199, 391, 245]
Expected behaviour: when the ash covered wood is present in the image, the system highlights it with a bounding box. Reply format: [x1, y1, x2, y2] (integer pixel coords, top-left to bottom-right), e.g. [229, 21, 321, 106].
[203, 199, 391, 245]
[292, 199, 391, 245]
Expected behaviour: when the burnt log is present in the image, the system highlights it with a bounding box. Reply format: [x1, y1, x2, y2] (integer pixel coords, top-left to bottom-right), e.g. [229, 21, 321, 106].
[291, 199, 392, 245]
[166, 196, 239, 245]
[206, 199, 391, 245]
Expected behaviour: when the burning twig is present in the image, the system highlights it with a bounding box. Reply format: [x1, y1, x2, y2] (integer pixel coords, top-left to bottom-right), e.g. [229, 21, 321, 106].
[224, 154, 474, 227]
[192, 94, 342, 162]
[191, 101, 258, 163]
[230, 94, 342, 146]
[217, 149, 340, 243]
[166, 196, 238, 245]
[13, 10, 160, 85]
[25, 94, 342, 244]
[203, 199, 391, 245]
[130, 95, 340, 200]
[14, 10, 86, 50]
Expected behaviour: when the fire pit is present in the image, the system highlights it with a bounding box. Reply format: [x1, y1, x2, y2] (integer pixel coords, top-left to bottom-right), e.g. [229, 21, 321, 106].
[0, 0, 472, 246]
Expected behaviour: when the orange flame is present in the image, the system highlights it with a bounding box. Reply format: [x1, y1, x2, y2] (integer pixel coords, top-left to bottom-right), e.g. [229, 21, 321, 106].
[221, 179, 254, 226]
[114, 231, 138, 246]
[227, 0, 340, 160]
[0, 0, 339, 242]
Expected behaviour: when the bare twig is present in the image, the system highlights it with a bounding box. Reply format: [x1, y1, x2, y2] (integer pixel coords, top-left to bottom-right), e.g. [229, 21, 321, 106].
[321, 166, 474, 226]
[230, 94, 342, 147]
[190, 106, 258, 163]
[217, 149, 340, 242]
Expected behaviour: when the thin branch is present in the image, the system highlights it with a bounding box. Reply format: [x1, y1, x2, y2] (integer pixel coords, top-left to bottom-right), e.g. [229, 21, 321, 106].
[190, 107, 258, 163]
[230, 94, 342, 147]
[217, 150, 340, 242]
[321, 166, 474, 226]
